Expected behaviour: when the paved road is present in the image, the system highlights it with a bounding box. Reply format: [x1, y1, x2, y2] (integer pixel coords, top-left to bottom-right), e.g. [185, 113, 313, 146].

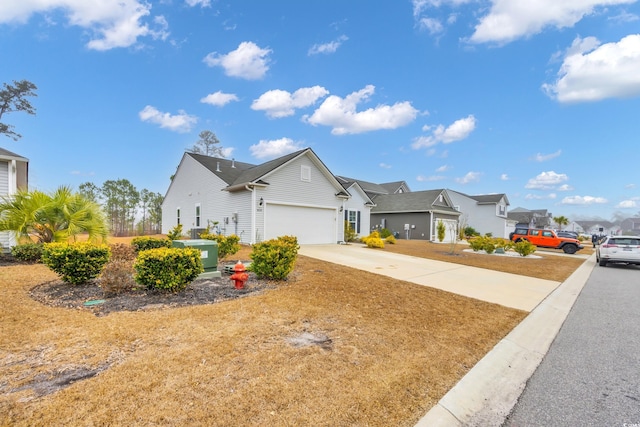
[503, 263, 640, 426]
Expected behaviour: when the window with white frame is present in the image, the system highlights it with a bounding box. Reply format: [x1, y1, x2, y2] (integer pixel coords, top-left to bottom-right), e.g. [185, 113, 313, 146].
[346, 209, 360, 234]
[497, 204, 506, 216]
[195, 204, 201, 227]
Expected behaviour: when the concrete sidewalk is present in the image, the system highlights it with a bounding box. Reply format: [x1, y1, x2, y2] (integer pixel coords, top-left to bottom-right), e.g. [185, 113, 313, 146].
[298, 243, 595, 426]
[299, 243, 561, 312]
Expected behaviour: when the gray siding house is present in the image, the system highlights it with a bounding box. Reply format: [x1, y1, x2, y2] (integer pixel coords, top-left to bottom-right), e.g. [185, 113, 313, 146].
[162, 148, 350, 245]
[370, 189, 460, 242]
[0, 148, 29, 251]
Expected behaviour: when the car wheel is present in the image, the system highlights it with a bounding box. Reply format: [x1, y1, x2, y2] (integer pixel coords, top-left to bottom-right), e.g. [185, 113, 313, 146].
[563, 244, 577, 254]
[599, 259, 607, 267]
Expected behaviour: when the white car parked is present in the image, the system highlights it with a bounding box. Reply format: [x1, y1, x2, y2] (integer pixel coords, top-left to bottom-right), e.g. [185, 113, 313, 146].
[596, 235, 640, 267]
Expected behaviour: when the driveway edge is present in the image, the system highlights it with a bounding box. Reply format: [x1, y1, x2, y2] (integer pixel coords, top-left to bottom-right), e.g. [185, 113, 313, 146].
[415, 254, 596, 427]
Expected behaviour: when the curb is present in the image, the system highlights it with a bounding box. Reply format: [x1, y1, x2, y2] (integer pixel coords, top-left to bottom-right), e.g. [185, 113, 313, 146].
[415, 254, 596, 427]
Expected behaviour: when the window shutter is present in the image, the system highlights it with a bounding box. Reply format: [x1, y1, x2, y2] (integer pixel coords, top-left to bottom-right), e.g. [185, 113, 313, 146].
[357, 211, 361, 234]
[344, 209, 348, 221]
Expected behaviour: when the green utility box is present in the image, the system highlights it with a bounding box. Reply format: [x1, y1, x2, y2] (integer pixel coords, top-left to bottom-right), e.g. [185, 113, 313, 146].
[172, 239, 221, 279]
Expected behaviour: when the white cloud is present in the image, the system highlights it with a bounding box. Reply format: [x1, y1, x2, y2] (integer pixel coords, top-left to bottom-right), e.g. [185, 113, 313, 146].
[249, 137, 303, 159]
[525, 193, 557, 200]
[525, 171, 568, 190]
[417, 175, 446, 182]
[200, 91, 239, 107]
[469, 0, 634, 45]
[203, 41, 271, 80]
[308, 35, 348, 55]
[418, 17, 444, 35]
[557, 184, 574, 191]
[138, 105, 197, 133]
[0, 0, 169, 50]
[532, 150, 562, 162]
[436, 164, 450, 172]
[455, 171, 481, 184]
[252, 86, 329, 118]
[500, 173, 509, 180]
[561, 195, 608, 205]
[379, 163, 392, 169]
[543, 34, 640, 103]
[185, 0, 211, 6]
[302, 85, 418, 135]
[616, 199, 638, 208]
[412, 115, 476, 149]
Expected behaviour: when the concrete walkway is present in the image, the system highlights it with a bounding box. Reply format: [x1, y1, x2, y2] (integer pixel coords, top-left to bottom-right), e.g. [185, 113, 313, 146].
[298, 243, 595, 426]
[299, 243, 562, 312]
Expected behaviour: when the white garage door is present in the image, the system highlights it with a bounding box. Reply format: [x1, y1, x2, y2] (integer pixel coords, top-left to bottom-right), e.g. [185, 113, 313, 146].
[265, 204, 336, 244]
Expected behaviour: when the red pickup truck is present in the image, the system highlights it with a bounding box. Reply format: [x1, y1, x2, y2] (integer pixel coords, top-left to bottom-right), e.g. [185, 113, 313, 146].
[509, 228, 584, 254]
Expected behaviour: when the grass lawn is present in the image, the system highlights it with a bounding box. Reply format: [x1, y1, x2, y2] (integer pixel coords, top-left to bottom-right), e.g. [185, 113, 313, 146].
[0, 237, 588, 426]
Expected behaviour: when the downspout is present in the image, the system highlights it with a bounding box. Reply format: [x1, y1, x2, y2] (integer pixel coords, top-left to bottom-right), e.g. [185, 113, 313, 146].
[430, 211, 434, 242]
[245, 185, 256, 244]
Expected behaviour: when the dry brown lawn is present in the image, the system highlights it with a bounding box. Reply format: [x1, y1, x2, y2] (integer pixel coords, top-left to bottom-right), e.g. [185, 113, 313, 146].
[0, 237, 588, 426]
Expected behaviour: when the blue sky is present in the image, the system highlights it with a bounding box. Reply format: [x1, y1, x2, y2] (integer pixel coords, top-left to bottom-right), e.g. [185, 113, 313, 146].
[1, 0, 639, 222]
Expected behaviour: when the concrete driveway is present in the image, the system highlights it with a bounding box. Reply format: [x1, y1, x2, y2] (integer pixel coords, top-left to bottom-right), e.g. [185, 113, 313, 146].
[299, 243, 561, 312]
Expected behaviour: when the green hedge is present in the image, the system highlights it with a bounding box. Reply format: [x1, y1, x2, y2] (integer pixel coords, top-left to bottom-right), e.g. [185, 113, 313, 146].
[133, 247, 203, 292]
[42, 242, 111, 285]
[11, 242, 44, 263]
[250, 236, 299, 280]
[131, 236, 171, 252]
[199, 233, 240, 260]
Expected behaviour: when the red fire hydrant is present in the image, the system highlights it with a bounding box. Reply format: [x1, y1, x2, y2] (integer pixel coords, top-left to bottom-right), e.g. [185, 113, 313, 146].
[230, 261, 249, 289]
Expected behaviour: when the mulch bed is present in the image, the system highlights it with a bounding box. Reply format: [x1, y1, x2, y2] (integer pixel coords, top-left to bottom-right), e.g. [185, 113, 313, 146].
[29, 271, 280, 317]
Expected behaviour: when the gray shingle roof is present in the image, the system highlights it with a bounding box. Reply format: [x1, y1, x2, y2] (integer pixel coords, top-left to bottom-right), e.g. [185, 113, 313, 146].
[371, 189, 459, 214]
[0, 147, 28, 161]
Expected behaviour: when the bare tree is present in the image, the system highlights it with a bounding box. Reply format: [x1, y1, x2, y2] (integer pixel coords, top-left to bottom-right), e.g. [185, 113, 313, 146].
[188, 130, 225, 157]
[0, 80, 37, 141]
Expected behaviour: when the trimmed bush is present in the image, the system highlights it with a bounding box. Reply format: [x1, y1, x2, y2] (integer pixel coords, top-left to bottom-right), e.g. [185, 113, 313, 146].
[379, 228, 392, 239]
[134, 247, 203, 292]
[199, 233, 241, 260]
[10, 242, 44, 263]
[42, 242, 111, 285]
[344, 221, 357, 242]
[385, 235, 396, 244]
[131, 236, 171, 252]
[437, 220, 446, 242]
[166, 224, 184, 241]
[100, 259, 137, 295]
[513, 240, 536, 257]
[250, 235, 299, 280]
[362, 231, 384, 249]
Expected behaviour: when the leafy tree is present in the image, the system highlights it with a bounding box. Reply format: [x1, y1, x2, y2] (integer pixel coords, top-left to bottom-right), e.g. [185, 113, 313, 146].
[101, 179, 140, 236]
[188, 130, 225, 157]
[139, 189, 163, 234]
[553, 215, 569, 230]
[0, 186, 108, 243]
[0, 80, 37, 141]
[78, 182, 100, 203]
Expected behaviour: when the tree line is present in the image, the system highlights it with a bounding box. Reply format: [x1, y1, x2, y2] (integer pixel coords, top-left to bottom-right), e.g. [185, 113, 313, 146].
[79, 180, 163, 236]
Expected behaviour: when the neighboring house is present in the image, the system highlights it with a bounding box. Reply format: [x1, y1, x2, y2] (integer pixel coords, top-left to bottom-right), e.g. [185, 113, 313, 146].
[620, 217, 640, 235]
[370, 189, 461, 242]
[507, 207, 553, 229]
[445, 190, 514, 238]
[575, 220, 620, 236]
[335, 176, 410, 237]
[0, 148, 29, 251]
[162, 148, 350, 245]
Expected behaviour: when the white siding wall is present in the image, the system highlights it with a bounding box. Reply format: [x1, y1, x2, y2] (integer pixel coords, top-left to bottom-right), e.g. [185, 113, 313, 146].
[0, 160, 17, 250]
[344, 185, 371, 238]
[162, 156, 254, 244]
[447, 192, 510, 238]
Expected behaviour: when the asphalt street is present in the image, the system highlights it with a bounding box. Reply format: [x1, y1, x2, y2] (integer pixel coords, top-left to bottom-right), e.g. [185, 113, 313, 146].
[503, 263, 640, 426]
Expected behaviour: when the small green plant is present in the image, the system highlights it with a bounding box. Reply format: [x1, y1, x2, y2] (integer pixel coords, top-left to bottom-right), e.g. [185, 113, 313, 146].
[166, 224, 184, 241]
[468, 235, 486, 251]
[513, 240, 536, 257]
[483, 239, 496, 254]
[42, 242, 111, 285]
[463, 226, 479, 239]
[385, 234, 396, 244]
[379, 228, 392, 239]
[344, 221, 357, 242]
[199, 233, 241, 260]
[131, 236, 171, 252]
[134, 247, 203, 292]
[10, 242, 44, 262]
[250, 235, 299, 280]
[437, 220, 446, 242]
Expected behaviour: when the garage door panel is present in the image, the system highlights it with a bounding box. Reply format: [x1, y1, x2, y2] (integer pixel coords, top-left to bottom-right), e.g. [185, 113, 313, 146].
[265, 204, 336, 244]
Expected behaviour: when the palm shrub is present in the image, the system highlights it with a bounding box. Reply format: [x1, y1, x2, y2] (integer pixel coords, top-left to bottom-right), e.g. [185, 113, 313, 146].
[0, 186, 108, 243]
[42, 242, 111, 285]
[134, 247, 203, 292]
[10, 243, 44, 263]
[250, 235, 299, 280]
